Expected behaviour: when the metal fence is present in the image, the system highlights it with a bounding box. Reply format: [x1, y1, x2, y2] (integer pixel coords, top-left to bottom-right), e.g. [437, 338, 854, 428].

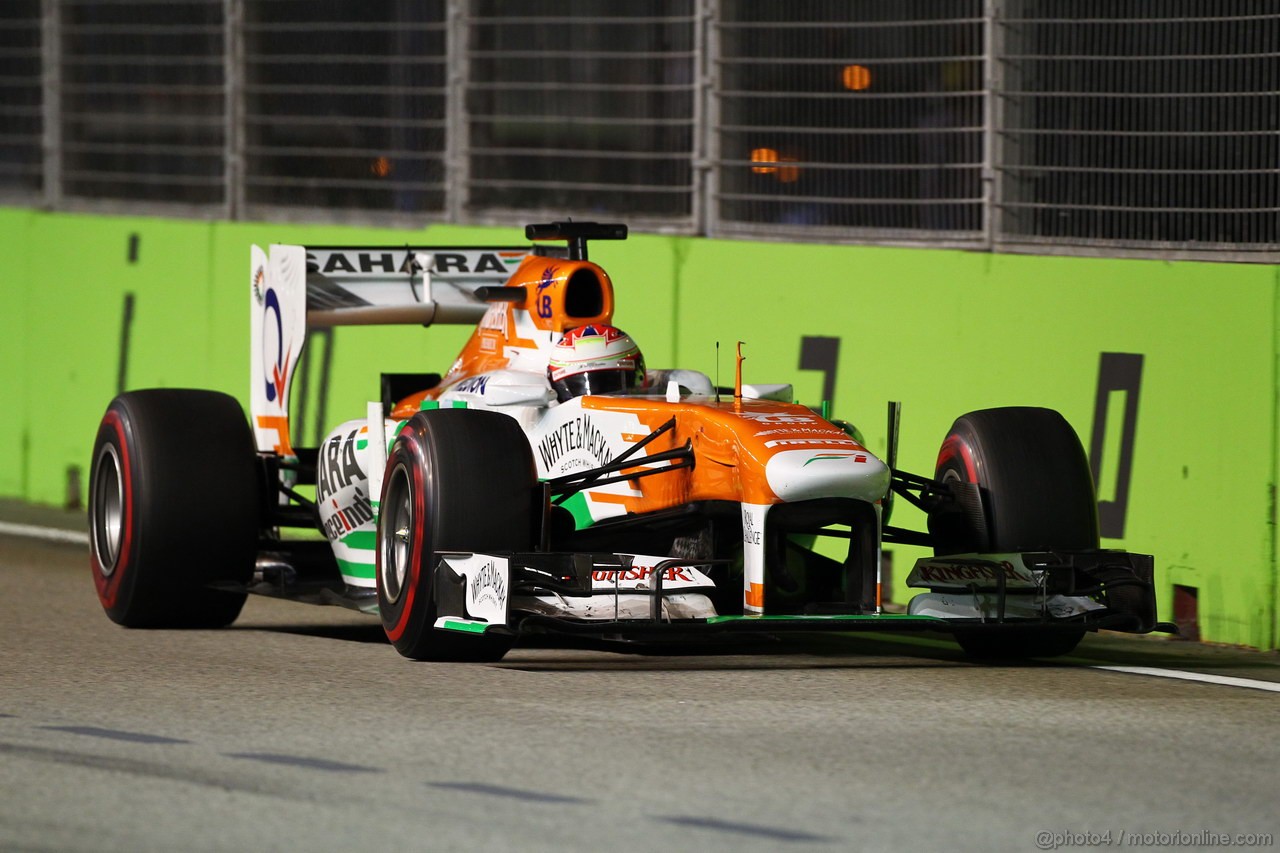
[242, 0, 448, 218]
[2, 0, 1276, 258]
[464, 1, 697, 227]
[997, 0, 1280, 254]
[0, 1, 44, 198]
[58, 0, 226, 211]
[713, 2, 986, 243]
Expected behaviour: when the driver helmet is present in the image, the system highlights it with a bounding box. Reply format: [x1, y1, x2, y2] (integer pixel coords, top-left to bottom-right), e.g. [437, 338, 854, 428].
[547, 324, 646, 402]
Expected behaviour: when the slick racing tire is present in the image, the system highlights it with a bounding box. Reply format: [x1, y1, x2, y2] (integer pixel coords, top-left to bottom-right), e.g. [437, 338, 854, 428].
[377, 409, 534, 662]
[931, 407, 1098, 660]
[89, 389, 260, 628]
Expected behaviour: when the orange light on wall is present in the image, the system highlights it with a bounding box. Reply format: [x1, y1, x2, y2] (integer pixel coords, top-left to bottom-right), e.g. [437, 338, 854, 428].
[842, 64, 872, 91]
[370, 156, 393, 177]
[751, 147, 779, 174]
[750, 147, 800, 183]
[776, 156, 799, 184]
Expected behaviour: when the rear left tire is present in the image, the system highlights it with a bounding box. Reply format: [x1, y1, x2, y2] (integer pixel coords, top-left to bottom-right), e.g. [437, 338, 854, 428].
[89, 389, 260, 628]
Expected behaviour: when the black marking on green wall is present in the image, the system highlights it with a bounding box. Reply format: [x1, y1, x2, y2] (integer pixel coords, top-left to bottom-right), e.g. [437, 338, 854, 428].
[116, 293, 135, 395]
[1089, 352, 1144, 539]
[799, 335, 841, 407]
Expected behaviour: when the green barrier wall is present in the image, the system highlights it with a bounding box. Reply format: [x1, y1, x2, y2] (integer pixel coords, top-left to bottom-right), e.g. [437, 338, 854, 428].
[3, 208, 1276, 650]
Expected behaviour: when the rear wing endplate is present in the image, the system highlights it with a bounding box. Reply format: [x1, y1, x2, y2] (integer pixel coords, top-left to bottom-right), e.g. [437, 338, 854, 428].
[249, 243, 536, 454]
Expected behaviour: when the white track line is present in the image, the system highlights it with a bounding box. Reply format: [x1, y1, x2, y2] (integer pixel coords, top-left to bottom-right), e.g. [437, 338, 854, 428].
[1093, 665, 1280, 693]
[0, 521, 89, 546]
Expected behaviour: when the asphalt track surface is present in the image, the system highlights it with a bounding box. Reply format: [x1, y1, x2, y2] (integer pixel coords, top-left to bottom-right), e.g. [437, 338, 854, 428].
[2, 503, 1278, 853]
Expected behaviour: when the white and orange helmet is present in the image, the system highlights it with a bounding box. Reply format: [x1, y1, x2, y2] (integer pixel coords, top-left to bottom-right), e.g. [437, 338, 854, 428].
[547, 324, 646, 402]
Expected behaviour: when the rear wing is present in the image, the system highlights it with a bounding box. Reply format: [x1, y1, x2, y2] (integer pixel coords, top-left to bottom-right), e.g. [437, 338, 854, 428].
[249, 243, 538, 455]
[297, 245, 536, 327]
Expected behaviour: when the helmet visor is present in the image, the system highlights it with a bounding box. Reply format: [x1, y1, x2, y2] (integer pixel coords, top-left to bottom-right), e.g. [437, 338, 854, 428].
[552, 368, 637, 402]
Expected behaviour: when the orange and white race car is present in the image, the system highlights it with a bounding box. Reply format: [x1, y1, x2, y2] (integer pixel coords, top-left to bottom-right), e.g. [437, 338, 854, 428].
[88, 222, 1169, 661]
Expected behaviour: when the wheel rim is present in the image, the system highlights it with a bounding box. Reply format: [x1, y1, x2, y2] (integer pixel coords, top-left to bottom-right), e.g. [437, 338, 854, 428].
[380, 465, 413, 604]
[91, 443, 124, 576]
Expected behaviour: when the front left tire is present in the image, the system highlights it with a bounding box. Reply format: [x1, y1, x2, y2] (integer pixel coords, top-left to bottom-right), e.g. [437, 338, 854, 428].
[377, 408, 535, 661]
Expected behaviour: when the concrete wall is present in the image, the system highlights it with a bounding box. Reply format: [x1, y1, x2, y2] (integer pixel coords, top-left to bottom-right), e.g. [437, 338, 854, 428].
[3, 208, 1275, 649]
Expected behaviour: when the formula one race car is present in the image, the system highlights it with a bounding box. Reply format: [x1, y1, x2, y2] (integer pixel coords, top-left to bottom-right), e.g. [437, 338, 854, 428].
[88, 222, 1169, 662]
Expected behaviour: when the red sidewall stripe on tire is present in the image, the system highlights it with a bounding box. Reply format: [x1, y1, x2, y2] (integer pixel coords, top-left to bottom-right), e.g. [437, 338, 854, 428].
[384, 435, 426, 644]
[937, 434, 978, 483]
[94, 409, 133, 610]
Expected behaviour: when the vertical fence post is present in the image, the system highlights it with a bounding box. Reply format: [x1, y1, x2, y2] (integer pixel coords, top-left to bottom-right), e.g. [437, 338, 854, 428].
[690, 0, 712, 236]
[225, 0, 244, 220]
[40, 0, 60, 209]
[444, 0, 469, 224]
[981, 0, 1002, 251]
[699, 0, 720, 239]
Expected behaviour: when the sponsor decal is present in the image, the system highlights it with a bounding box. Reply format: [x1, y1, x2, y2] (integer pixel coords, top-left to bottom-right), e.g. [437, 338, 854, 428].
[742, 507, 762, 545]
[763, 438, 859, 449]
[322, 486, 374, 540]
[433, 252, 508, 274]
[536, 413, 614, 471]
[307, 252, 397, 274]
[261, 287, 291, 404]
[470, 560, 507, 610]
[457, 555, 509, 623]
[317, 428, 365, 502]
[802, 452, 867, 466]
[252, 265, 265, 305]
[480, 335, 498, 352]
[755, 426, 847, 437]
[255, 415, 294, 457]
[453, 375, 489, 395]
[738, 412, 816, 424]
[914, 559, 1036, 586]
[591, 566, 697, 584]
[305, 251, 512, 276]
[535, 265, 558, 319]
[478, 303, 508, 335]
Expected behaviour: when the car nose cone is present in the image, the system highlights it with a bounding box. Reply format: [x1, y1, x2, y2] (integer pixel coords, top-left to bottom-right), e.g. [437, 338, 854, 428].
[764, 448, 890, 503]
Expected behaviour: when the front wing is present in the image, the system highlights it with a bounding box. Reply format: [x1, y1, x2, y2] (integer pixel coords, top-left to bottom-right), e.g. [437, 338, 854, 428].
[430, 548, 1165, 641]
